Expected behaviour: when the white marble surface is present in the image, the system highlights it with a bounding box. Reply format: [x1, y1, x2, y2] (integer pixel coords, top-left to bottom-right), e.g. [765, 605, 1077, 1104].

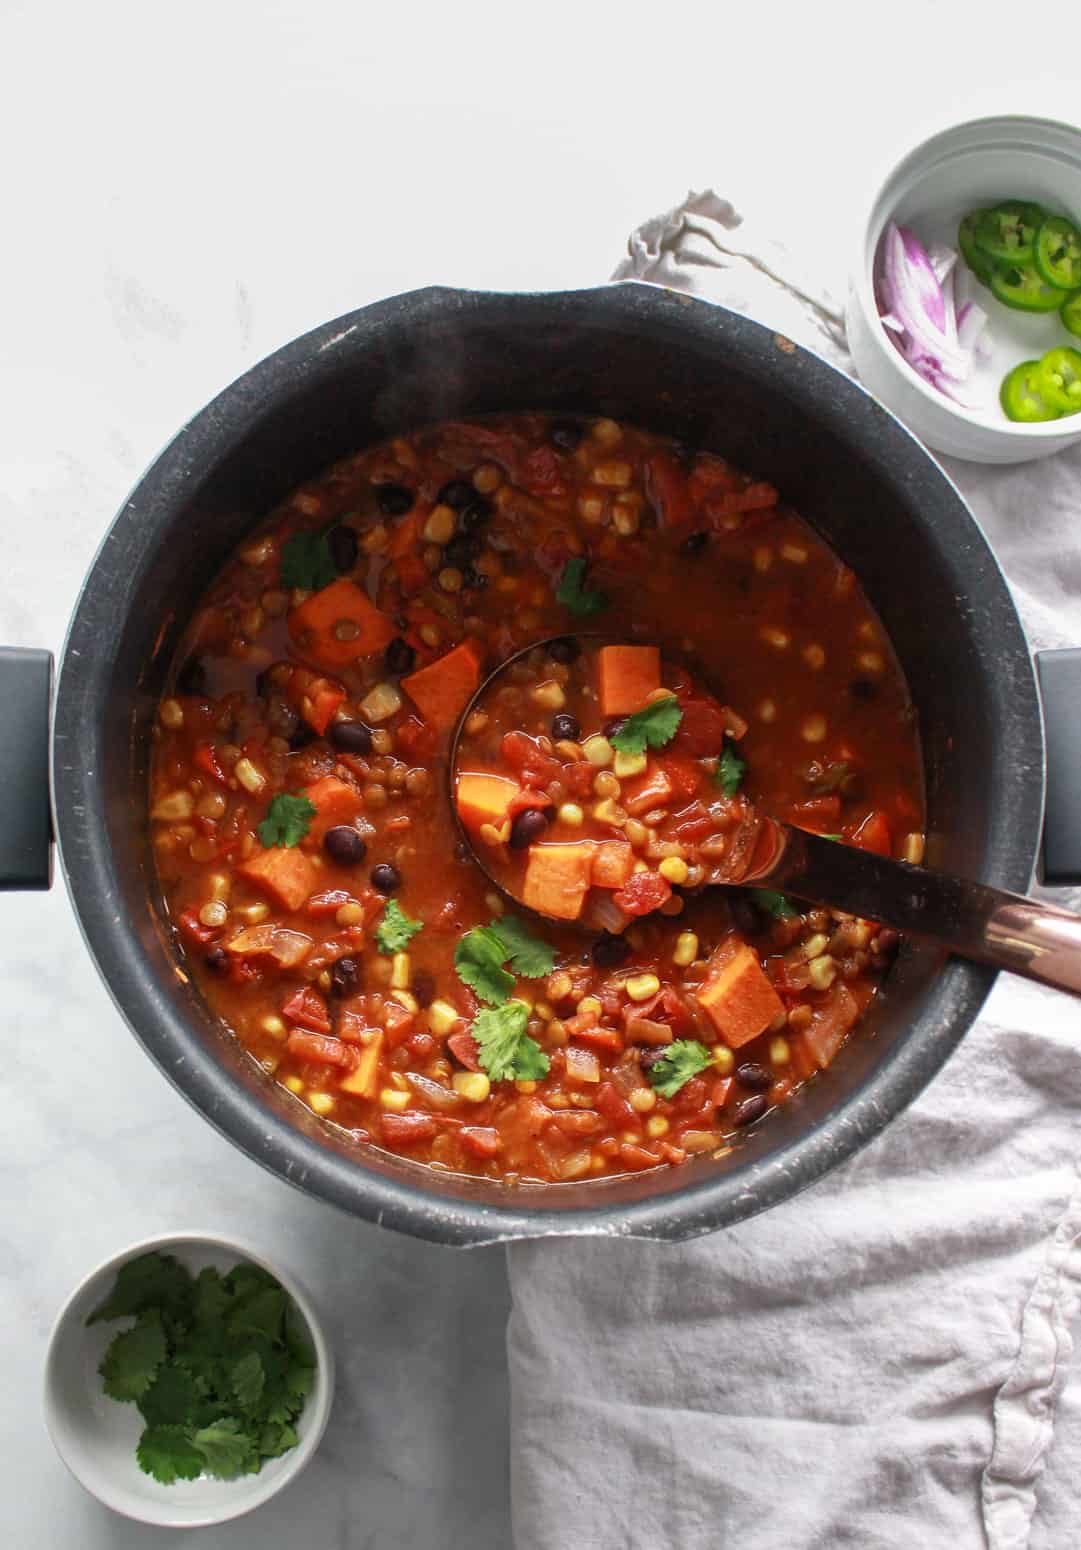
[2, 4, 1076, 1546]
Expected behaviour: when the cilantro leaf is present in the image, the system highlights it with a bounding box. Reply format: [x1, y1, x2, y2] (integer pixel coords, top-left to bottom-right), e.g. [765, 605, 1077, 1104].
[257, 792, 316, 849]
[715, 740, 746, 797]
[191, 1266, 230, 1330]
[99, 1313, 168, 1402]
[750, 888, 799, 920]
[227, 1287, 286, 1344]
[259, 1421, 299, 1458]
[472, 1002, 550, 1082]
[232, 1351, 266, 1411]
[610, 696, 683, 755]
[138, 1363, 201, 1427]
[555, 556, 608, 616]
[280, 527, 338, 592]
[192, 1418, 258, 1480]
[455, 925, 517, 1005]
[136, 1426, 205, 1485]
[376, 899, 424, 955]
[87, 1251, 194, 1326]
[647, 1039, 713, 1098]
[486, 915, 556, 979]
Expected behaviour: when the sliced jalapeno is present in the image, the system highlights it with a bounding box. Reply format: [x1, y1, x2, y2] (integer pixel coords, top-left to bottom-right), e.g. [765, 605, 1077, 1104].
[1033, 215, 1081, 291]
[1000, 360, 1061, 423]
[974, 200, 1045, 264]
[958, 211, 996, 285]
[1062, 290, 1081, 339]
[1036, 347, 1081, 416]
[988, 263, 1065, 313]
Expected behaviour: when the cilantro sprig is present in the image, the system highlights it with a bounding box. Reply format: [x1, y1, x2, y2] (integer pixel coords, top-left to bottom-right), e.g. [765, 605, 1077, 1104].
[555, 556, 608, 617]
[750, 888, 799, 920]
[280, 525, 338, 592]
[376, 899, 423, 955]
[454, 916, 557, 1005]
[647, 1039, 713, 1098]
[610, 696, 682, 755]
[88, 1253, 316, 1485]
[472, 1002, 550, 1082]
[258, 793, 316, 849]
[715, 740, 746, 797]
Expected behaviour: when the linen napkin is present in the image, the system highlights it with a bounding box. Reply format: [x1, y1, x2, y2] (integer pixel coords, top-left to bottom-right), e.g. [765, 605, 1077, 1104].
[505, 192, 1081, 1550]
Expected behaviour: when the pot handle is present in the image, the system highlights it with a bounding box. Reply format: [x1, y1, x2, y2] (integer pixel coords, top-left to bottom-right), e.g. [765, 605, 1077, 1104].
[0, 647, 54, 890]
[1037, 648, 1081, 887]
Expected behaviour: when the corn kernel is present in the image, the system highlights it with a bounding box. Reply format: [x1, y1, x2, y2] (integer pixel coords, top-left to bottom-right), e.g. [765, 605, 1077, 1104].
[592, 459, 633, 488]
[577, 996, 602, 1017]
[207, 872, 231, 903]
[673, 931, 699, 967]
[428, 999, 461, 1036]
[380, 1088, 410, 1111]
[646, 1115, 670, 1138]
[770, 1036, 791, 1067]
[802, 644, 826, 670]
[658, 856, 689, 885]
[613, 505, 641, 536]
[361, 682, 403, 723]
[391, 991, 419, 1015]
[438, 567, 463, 593]
[196, 791, 227, 821]
[613, 750, 647, 778]
[753, 546, 773, 573]
[261, 1014, 287, 1039]
[240, 536, 275, 567]
[857, 650, 884, 674]
[159, 698, 184, 730]
[284, 1075, 304, 1094]
[582, 735, 614, 767]
[389, 1070, 410, 1091]
[336, 901, 364, 926]
[761, 627, 790, 650]
[479, 821, 509, 848]
[592, 770, 620, 799]
[592, 798, 627, 828]
[485, 891, 506, 917]
[591, 417, 623, 446]
[453, 1071, 491, 1103]
[546, 971, 572, 1002]
[317, 970, 332, 992]
[423, 504, 457, 544]
[390, 952, 411, 990]
[530, 679, 566, 710]
[233, 757, 266, 796]
[238, 901, 270, 924]
[758, 699, 777, 724]
[198, 901, 228, 929]
[781, 542, 808, 564]
[801, 714, 827, 743]
[902, 832, 925, 865]
[558, 802, 584, 827]
[625, 973, 660, 1003]
[629, 1087, 657, 1113]
[808, 954, 837, 990]
[624, 818, 650, 849]
[578, 494, 606, 524]
[151, 790, 195, 821]
[534, 1001, 554, 1021]
[473, 462, 503, 493]
[516, 1080, 539, 1094]
[308, 1092, 335, 1115]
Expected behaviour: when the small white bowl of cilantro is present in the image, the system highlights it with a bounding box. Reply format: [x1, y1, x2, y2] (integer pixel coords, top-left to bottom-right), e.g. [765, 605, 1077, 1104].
[43, 1233, 334, 1527]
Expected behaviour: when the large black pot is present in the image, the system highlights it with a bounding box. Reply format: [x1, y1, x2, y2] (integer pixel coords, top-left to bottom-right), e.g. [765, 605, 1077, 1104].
[5, 283, 1079, 1245]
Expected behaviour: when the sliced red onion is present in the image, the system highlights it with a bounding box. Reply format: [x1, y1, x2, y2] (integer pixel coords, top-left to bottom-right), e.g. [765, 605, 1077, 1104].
[876, 221, 989, 400]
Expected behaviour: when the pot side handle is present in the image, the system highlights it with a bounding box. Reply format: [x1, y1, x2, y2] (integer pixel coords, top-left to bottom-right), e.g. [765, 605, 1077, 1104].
[0, 647, 54, 890]
[1037, 648, 1081, 888]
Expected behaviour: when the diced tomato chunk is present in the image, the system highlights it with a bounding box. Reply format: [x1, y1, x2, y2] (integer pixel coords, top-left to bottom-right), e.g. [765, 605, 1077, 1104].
[671, 698, 730, 758]
[612, 869, 672, 917]
[285, 1030, 349, 1065]
[851, 810, 892, 856]
[619, 1142, 662, 1171]
[193, 743, 229, 786]
[460, 1126, 502, 1158]
[178, 908, 220, 946]
[595, 1081, 636, 1127]
[381, 1112, 439, 1146]
[447, 1031, 481, 1069]
[281, 985, 331, 1034]
[646, 451, 695, 531]
[383, 1001, 416, 1048]
[654, 751, 706, 801]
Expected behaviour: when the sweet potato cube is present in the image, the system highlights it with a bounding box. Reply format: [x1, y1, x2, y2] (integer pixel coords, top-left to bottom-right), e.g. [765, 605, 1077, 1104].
[591, 840, 635, 890]
[237, 845, 317, 912]
[303, 775, 363, 842]
[522, 841, 595, 921]
[597, 645, 661, 717]
[621, 765, 675, 817]
[339, 1031, 385, 1097]
[697, 942, 784, 1047]
[402, 639, 485, 734]
[288, 578, 397, 671]
[456, 772, 519, 835]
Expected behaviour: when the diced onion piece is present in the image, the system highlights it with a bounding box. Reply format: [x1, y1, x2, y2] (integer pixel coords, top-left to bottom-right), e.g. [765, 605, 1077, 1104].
[225, 924, 313, 967]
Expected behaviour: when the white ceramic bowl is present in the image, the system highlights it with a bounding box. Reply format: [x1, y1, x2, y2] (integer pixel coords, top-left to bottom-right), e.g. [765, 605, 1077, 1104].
[43, 1232, 334, 1528]
[846, 115, 1081, 463]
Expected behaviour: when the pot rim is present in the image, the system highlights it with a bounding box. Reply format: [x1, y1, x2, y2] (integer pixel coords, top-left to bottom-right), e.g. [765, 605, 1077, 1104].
[51, 282, 1045, 1245]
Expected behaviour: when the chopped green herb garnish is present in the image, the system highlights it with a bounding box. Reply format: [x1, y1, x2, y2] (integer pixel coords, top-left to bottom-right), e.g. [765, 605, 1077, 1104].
[280, 526, 338, 592]
[647, 1039, 713, 1098]
[257, 792, 316, 849]
[610, 696, 683, 755]
[715, 740, 746, 797]
[376, 899, 423, 955]
[555, 556, 608, 616]
[89, 1253, 315, 1485]
[472, 1001, 550, 1082]
[455, 916, 556, 1004]
[750, 888, 799, 920]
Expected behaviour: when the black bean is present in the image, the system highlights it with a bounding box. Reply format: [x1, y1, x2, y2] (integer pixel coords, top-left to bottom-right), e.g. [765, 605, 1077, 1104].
[460, 498, 492, 534]
[636, 1046, 667, 1071]
[462, 566, 487, 591]
[550, 420, 584, 452]
[547, 636, 581, 665]
[370, 862, 401, 894]
[680, 530, 710, 557]
[412, 969, 436, 1009]
[254, 668, 271, 699]
[438, 479, 475, 510]
[850, 679, 878, 702]
[603, 716, 629, 741]
[731, 895, 764, 936]
[551, 712, 580, 742]
[329, 720, 373, 755]
[288, 723, 318, 751]
[510, 808, 550, 849]
[376, 483, 414, 518]
[205, 945, 230, 974]
[733, 1094, 769, 1128]
[327, 523, 359, 572]
[266, 694, 300, 741]
[592, 932, 631, 968]
[736, 1062, 772, 1091]
[443, 534, 479, 570]
[330, 957, 361, 997]
[384, 636, 416, 676]
[175, 657, 207, 696]
[324, 826, 368, 866]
